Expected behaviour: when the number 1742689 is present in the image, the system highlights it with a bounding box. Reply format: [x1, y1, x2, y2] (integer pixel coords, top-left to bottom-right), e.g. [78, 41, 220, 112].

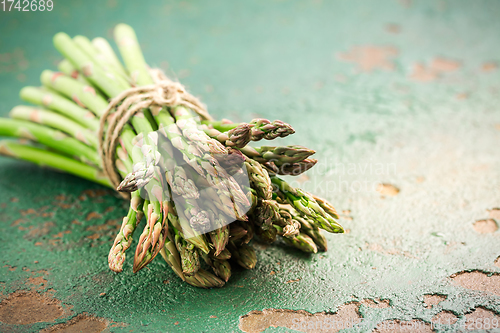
[1, 0, 53, 11]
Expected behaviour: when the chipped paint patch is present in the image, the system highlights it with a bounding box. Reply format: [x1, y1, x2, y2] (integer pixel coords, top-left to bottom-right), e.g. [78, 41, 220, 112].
[482, 62, 498, 72]
[410, 57, 461, 82]
[239, 302, 361, 333]
[86, 212, 102, 221]
[360, 298, 390, 309]
[41, 313, 108, 333]
[473, 219, 498, 234]
[365, 243, 417, 259]
[450, 271, 500, 296]
[464, 307, 500, 329]
[423, 294, 446, 308]
[376, 183, 400, 197]
[338, 46, 398, 72]
[0, 290, 67, 325]
[488, 208, 500, 220]
[386, 24, 401, 34]
[431, 310, 458, 325]
[25, 222, 55, 240]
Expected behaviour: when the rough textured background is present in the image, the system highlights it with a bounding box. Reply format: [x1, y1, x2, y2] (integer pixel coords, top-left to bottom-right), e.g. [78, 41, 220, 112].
[1, 0, 499, 332]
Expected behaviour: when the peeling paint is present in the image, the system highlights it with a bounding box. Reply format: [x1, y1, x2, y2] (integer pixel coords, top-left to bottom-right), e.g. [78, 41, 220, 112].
[376, 183, 400, 197]
[338, 46, 398, 72]
[431, 310, 458, 325]
[40, 313, 108, 333]
[473, 219, 498, 234]
[0, 291, 69, 325]
[423, 294, 446, 309]
[239, 303, 361, 333]
[450, 271, 500, 296]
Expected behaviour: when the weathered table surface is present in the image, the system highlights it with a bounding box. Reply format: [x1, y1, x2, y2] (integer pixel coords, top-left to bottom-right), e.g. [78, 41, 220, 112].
[1, 1, 499, 332]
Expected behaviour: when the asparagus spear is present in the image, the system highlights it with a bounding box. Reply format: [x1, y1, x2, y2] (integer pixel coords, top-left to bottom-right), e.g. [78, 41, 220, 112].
[108, 191, 144, 272]
[91, 37, 129, 78]
[294, 215, 327, 252]
[245, 158, 273, 200]
[240, 145, 315, 165]
[207, 213, 230, 256]
[133, 196, 169, 273]
[184, 269, 225, 288]
[10, 106, 98, 148]
[310, 193, 340, 219]
[174, 228, 201, 276]
[213, 259, 231, 282]
[229, 223, 248, 241]
[0, 140, 110, 187]
[58, 59, 96, 87]
[255, 223, 277, 244]
[229, 242, 257, 269]
[251, 199, 280, 230]
[202, 123, 252, 148]
[274, 225, 318, 253]
[209, 248, 231, 260]
[203, 118, 295, 142]
[0, 118, 100, 166]
[271, 176, 344, 234]
[159, 228, 185, 281]
[20, 86, 99, 131]
[277, 158, 317, 176]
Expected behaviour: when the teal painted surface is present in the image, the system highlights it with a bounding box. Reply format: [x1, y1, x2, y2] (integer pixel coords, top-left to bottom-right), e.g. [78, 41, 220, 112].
[0, 0, 499, 332]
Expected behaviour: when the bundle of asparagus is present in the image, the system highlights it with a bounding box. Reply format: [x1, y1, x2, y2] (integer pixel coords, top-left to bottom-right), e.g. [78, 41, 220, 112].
[0, 24, 344, 288]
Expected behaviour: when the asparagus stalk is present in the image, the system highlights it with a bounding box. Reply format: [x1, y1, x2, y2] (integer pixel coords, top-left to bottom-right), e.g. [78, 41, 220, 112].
[175, 229, 201, 276]
[240, 145, 315, 165]
[20, 86, 99, 131]
[251, 199, 280, 230]
[159, 229, 185, 281]
[0, 118, 100, 166]
[73, 35, 131, 87]
[10, 106, 98, 148]
[277, 158, 317, 176]
[0, 140, 110, 187]
[255, 223, 277, 244]
[229, 242, 257, 269]
[202, 123, 252, 148]
[203, 118, 295, 142]
[108, 191, 144, 272]
[58, 59, 97, 88]
[184, 268, 225, 288]
[275, 225, 318, 253]
[213, 259, 231, 282]
[91, 37, 129, 78]
[133, 196, 169, 273]
[294, 215, 327, 252]
[271, 176, 344, 234]
[245, 158, 273, 200]
[210, 248, 231, 260]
